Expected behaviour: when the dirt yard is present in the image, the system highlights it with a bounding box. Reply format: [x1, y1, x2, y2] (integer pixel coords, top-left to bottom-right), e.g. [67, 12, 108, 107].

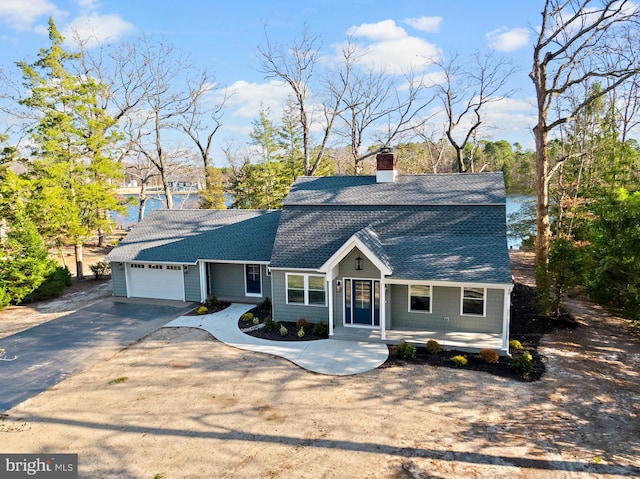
[1, 252, 639, 478]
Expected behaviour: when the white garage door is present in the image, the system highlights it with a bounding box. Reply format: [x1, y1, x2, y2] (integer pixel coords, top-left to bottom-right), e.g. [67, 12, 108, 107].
[127, 263, 184, 300]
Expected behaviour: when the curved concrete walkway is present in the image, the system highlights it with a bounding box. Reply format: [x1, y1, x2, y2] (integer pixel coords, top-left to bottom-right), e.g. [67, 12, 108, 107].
[164, 303, 389, 376]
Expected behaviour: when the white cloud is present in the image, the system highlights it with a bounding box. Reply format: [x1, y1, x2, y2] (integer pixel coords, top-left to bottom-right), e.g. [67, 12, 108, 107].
[78, 0, 99, 9]
[486, 27, 530, 52]
[403, 16, 443, 33]
[0, 0, 61, 31]
[224, 80, 290, 119]
[344, 20, 440, 74]
[62, 13, 134, 48]
[347, 19, 407, 41]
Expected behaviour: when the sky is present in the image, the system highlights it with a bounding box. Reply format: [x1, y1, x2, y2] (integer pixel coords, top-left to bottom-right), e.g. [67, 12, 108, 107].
[0, 0, 546, 161]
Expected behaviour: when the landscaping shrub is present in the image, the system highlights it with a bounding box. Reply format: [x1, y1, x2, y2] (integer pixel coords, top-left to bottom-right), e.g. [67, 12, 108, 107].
[21, 266, 72, 303]
[258, 296, 272, 312]
[451, 355, 468, 367]
[480, 348, 500, 364]
[512, 351, 534, 377]
[197, 305, 208, 315]
[263, 316, 277, 332]
[279, 324, 288, 336]
[312, 322, 328, 337]
[252, 317, 260, 325]
[89, 261, 111, 279]
[509, 339, 524, 350]
[0, 286, 10, 310]
[296, 318, 311, 330]
[241, 312, 254, 322]
[207, 296, 219, 307]
[395, 340, 416, 360]
[297, 327, 305, 338]
[426, 339, 441, 354]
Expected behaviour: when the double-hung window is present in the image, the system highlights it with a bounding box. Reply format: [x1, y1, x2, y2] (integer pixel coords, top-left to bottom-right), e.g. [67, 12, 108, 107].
[286, 274, 326, 306]
[461, 287, 485, 316]
[409, 285, 431, 313]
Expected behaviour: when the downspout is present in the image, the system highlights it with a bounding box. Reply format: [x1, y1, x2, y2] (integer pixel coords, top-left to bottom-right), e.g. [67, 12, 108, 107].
[502, 283, 514, 357]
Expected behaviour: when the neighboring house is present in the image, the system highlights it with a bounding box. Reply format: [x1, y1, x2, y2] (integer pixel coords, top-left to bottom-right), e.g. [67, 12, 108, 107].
[106, 149, 513, 354]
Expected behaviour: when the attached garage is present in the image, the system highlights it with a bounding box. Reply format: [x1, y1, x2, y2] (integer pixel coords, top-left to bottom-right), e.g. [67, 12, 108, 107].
[126, 263, 184, 301]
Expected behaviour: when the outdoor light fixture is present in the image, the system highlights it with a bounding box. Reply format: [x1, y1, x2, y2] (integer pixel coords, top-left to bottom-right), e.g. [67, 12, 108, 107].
[355, 255, 363, 271]
[336, 280, 342, 292]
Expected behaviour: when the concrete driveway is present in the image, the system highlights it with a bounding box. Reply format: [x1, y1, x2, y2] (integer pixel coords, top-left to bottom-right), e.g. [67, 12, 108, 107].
[0, 298, 194, 413]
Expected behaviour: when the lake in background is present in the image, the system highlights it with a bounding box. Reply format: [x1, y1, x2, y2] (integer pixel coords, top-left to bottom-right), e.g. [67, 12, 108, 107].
[112, 193, 534, 249]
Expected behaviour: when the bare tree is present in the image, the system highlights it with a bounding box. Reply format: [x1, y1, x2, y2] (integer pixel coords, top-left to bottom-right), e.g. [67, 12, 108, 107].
[258, 25, 346, 176]
[530, 0, 640, 284]
[434, 51, 517, 173]
[179, 70, 229, 201]
[121, 35, 193, 210]
[332, 40, 433, 174]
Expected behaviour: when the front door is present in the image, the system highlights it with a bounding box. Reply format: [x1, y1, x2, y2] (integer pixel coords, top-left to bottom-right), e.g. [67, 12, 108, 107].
[245, 264, 262, 295]
[345, 279, 380, 326]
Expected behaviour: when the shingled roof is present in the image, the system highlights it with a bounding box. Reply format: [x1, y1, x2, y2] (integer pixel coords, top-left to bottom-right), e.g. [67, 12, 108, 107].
[105, 209, 281, 264]
[271, 173, 512, 284]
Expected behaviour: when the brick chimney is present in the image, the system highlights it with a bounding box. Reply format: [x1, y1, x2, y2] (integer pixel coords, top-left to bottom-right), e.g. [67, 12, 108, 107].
[376, 147, 398, 183]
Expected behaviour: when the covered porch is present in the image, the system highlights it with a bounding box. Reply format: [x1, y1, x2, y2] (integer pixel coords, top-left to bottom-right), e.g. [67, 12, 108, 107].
[331, 326, 506, 355]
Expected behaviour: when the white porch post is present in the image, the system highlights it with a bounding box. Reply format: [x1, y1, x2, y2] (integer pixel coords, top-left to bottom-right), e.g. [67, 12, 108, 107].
[328, 279, 334, 336]
[199, 261, 208, 303]
[502, 285, 513, 354]
[380, 277, 386, 340]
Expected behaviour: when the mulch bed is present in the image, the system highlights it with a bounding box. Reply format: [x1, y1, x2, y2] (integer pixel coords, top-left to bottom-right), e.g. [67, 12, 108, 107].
[236, 281, 577, 382]
[185, 301, 231, 316]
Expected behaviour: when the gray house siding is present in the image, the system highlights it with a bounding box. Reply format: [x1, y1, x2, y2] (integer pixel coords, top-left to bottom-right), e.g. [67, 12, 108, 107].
[110, 262, 127, 297]
[389, 284, 504, 334]
[183, 266, 201, 302]
[208, 263, 271, 303]
[271, 270, 329, 323]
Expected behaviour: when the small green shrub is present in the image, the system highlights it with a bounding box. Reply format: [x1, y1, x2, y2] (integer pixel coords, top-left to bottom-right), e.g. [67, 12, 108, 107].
[396, 340, 416, 360]
[0, 286, 10, 310]
[241, 312, 254, 322]
[297, 327, 305, 338]
[108, 376, 128, 385]
[426, 339, 441, 354]
[252, 317, 260, 325]
[197, 305, 209, 315]
[479, 348, 500, 364]
[279, 324, 288, 336]
[263, 316, 277, 332]
[451, 355, 468, 367]
[89, 261, 111, 279]
[207, 296, 219, 307]
[512, 351, 534, 377]
[312, 322, 328, 337]
[296, 318, 311, 330]
[258, 296, 272, 312]
[509, 339, 523, 350]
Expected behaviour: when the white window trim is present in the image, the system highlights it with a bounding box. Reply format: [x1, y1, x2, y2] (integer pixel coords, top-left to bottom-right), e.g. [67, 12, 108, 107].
[285, 273, 327, 307]
[408, 284, 432, 314]
[244, 263, 262, 297]
[460, 286, 486, 317]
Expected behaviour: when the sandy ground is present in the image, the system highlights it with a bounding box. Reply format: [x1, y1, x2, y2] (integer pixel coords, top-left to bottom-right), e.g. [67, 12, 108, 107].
[1, 252, 639, 478]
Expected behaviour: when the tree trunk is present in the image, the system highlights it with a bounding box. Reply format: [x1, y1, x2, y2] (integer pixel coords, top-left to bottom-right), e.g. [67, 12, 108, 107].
[74, 243, 84, 280]
[161, 175, 174, 209]
[97, 227, 105, 248]
[533, 122, 552, 307]
[138, 181, 148, 222]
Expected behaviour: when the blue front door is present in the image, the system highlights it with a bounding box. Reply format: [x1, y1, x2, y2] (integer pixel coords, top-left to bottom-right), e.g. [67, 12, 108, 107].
[353, 280, 372, 324]
[245, 264, 261, 295]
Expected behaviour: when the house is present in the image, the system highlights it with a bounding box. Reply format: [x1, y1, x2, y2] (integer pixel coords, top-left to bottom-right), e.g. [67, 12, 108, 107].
[106, 149, 513, 354]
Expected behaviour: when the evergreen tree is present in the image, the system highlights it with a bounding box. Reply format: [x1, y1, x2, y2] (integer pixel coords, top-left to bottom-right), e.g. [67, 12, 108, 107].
[17, 18, 123, 278]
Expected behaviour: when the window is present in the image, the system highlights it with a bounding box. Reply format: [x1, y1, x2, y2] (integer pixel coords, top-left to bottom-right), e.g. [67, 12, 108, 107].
[409, 285, 431, 313]
[166, 265, 182, 271]
[462, 287, 485, 316]
[148, 264, 163, 270]
[286, 274, 326, 306]
[130, 263, 145, 269]
[245, 264, 262, 295]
